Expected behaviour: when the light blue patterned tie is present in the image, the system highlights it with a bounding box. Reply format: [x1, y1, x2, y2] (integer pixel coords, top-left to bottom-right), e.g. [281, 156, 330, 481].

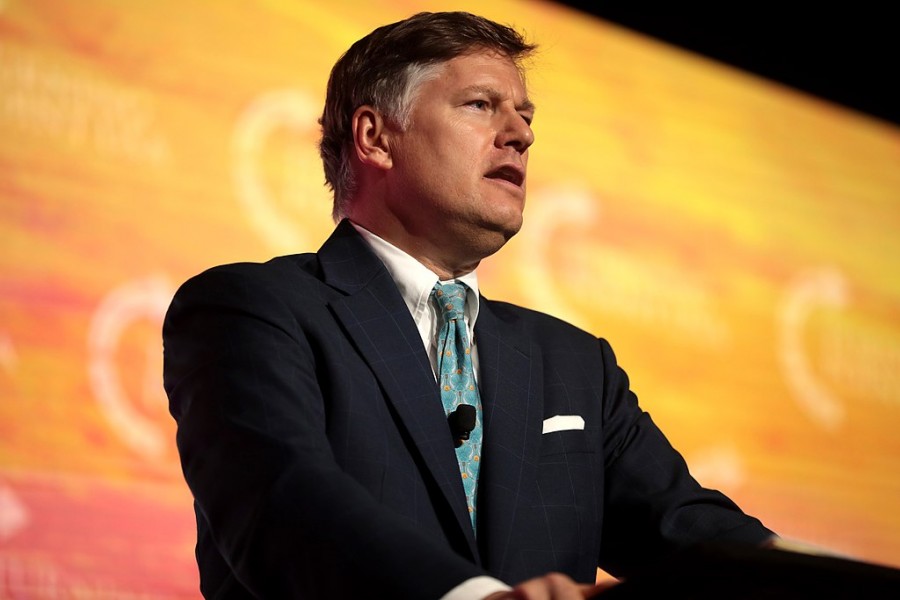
[432, 282, 482, 532]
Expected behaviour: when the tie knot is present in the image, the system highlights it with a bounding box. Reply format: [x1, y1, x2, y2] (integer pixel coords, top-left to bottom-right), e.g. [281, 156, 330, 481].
[433, 282, 467, 322]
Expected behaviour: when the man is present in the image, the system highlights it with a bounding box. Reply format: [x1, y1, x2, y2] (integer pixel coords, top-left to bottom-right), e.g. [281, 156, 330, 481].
[164, 12, 774, 599]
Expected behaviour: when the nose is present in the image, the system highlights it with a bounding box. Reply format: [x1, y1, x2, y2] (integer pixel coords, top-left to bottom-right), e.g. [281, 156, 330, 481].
[496, 108, 534, 154]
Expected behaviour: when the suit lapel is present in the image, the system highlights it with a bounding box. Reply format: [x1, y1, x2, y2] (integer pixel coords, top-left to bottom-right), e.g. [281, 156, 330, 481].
[317, 221, 480, 561]
[475, 299, 543, 573]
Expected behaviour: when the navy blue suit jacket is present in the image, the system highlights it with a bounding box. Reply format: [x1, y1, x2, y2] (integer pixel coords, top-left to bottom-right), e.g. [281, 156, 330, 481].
[164, 220, 772, 598]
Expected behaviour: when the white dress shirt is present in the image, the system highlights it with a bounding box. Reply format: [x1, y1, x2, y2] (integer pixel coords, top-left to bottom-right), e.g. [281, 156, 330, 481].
[351, 222, 511, 600]
[351, 222, 481, 379]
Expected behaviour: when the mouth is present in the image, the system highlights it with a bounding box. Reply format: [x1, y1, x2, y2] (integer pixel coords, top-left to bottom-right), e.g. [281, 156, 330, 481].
[484, 164, 525, 189]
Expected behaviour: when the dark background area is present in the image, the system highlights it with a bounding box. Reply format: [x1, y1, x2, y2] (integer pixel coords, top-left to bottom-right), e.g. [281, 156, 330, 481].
[556, 3, 899, 127]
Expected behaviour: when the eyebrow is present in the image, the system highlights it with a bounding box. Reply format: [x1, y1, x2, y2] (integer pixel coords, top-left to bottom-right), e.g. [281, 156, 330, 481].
[461, 85, 536, 114]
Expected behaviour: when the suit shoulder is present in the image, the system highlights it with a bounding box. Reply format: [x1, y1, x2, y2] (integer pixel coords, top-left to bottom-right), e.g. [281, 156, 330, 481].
[167, 254, 336, 322]
[484, 299, 599, 343]
[175, 253, 320, 294]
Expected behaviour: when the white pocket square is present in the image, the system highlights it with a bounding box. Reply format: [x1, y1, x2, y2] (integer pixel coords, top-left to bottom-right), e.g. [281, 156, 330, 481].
[542, 415, 585, 434]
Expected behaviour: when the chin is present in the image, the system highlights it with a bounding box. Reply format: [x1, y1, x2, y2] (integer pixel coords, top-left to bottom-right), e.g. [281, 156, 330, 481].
[472, 215, 522, 258]
[496, 209, 524, 239]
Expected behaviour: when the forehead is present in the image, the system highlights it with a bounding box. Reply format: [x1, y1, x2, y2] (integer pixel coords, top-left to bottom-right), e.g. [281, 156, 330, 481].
[418, 51, 529, 101]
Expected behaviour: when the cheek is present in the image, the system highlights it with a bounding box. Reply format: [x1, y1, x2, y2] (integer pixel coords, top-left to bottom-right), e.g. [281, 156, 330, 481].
[405, 124, 488, 189]
[434, 142, 482, 183]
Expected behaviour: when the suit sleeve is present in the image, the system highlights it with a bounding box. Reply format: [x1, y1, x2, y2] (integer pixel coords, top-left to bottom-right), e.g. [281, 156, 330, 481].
[594, 338, 774, 576]
[163, 267, 484, 598]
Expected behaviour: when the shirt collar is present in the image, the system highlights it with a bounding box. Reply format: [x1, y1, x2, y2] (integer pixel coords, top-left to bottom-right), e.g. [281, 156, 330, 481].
[350, 221, 480, 328]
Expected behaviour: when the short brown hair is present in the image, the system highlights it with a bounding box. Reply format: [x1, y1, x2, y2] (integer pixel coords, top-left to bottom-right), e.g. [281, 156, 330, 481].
[319, 11, 536, 219]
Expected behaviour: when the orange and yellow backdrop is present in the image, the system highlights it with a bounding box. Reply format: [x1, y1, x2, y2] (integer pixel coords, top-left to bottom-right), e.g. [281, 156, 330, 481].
[2, 0, 899, 597]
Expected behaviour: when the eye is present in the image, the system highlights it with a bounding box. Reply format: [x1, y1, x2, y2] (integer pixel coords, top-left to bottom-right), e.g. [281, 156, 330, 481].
[520, 113, 534, 126]
[467, 99, 489, 110]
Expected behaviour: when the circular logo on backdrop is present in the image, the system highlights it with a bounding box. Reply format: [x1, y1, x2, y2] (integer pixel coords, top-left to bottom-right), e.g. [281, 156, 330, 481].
[521, 184, 729, 346]
[518, 185, 600, 327]
[232, 89, 332, 253]
[778, 268, 848, 431]
[88, 276, 174, 460]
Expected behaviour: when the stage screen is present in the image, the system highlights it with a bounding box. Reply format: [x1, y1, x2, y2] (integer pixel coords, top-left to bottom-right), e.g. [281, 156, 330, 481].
[2, 0, 898, 596]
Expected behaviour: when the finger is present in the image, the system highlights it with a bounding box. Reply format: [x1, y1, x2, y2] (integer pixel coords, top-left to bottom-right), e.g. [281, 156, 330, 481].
[580, 578, 621, 597]
[511, 572, 583, 600]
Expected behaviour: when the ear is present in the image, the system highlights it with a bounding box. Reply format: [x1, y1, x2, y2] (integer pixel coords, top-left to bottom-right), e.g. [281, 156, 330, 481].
[351, 105, 393, 170]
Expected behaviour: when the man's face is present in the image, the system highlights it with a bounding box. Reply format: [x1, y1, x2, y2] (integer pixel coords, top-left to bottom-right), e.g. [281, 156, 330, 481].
[384, 51, 535, 270]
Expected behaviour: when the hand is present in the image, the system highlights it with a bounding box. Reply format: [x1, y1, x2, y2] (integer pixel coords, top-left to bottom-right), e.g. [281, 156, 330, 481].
[485, 572, 620, 599]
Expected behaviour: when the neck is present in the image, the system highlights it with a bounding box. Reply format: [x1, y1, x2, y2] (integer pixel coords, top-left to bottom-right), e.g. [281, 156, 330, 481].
[347, 214, 480, 280]
[418, 255, 479, 281]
